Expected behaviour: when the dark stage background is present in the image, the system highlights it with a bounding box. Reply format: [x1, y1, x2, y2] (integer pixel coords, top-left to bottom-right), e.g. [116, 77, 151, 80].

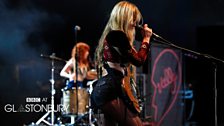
[0, 0, 224, 125]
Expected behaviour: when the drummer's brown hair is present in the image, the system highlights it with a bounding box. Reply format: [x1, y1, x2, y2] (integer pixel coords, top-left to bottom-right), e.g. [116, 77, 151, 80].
[72, 42, 90, 66]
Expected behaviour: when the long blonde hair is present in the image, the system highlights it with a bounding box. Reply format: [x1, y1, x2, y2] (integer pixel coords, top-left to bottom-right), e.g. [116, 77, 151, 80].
[95, 1, 142, 65]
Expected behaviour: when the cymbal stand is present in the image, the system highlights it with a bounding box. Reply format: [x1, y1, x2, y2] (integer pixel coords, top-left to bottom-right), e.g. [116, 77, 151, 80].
[87, 79, 98, 126]
[35, 53, 56, 125]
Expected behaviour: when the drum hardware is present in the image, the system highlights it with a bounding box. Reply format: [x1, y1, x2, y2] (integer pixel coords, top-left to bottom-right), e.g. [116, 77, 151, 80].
[61, 88, 89, 115]
[40, 53, 67, 62]
[57, 80, 97, 125]
[33, 53, 63, 125]
[87, 79, 98, 126]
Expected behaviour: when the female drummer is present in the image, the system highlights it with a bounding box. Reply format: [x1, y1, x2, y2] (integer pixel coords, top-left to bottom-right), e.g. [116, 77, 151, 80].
[60, 42, 97, 90]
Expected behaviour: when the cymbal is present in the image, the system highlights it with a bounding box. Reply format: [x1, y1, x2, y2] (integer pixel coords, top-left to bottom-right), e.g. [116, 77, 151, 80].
[40, 53, 66, 62]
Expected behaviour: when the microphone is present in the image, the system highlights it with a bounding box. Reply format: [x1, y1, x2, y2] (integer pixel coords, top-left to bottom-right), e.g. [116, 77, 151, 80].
[136, 25, 174, 45]
[74, 25, 81, 31]
[136, 24, 160, 38]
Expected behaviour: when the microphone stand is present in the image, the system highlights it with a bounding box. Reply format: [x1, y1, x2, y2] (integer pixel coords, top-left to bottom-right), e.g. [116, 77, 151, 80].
[74, 26, 79, 125]
[152, 36, 224, 63]
[151, 35, 224, 126]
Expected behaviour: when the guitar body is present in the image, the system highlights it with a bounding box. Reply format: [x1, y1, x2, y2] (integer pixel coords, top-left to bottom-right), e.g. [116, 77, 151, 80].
[121, 65, 141, 113]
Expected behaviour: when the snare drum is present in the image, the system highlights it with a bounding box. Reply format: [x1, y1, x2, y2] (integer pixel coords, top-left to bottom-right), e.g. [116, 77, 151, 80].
[61, 88, 89, 115]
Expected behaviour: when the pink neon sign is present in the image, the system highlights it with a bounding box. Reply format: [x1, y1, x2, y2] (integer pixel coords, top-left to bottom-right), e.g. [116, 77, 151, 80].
[151, 49, 182, 126]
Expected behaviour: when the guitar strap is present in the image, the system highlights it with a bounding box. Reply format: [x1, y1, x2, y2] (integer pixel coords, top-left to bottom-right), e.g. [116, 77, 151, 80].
[112, 46, 133, 122]
[110, 44, 141, 113]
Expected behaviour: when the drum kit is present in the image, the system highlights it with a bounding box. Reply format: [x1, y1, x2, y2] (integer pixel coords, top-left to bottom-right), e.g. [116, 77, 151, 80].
[30, 53, 98, 126]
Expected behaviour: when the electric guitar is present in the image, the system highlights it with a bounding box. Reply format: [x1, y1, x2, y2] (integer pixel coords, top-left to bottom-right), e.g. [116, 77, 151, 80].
[121, 65, 141, 113]
[110, 46, 141, 113]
